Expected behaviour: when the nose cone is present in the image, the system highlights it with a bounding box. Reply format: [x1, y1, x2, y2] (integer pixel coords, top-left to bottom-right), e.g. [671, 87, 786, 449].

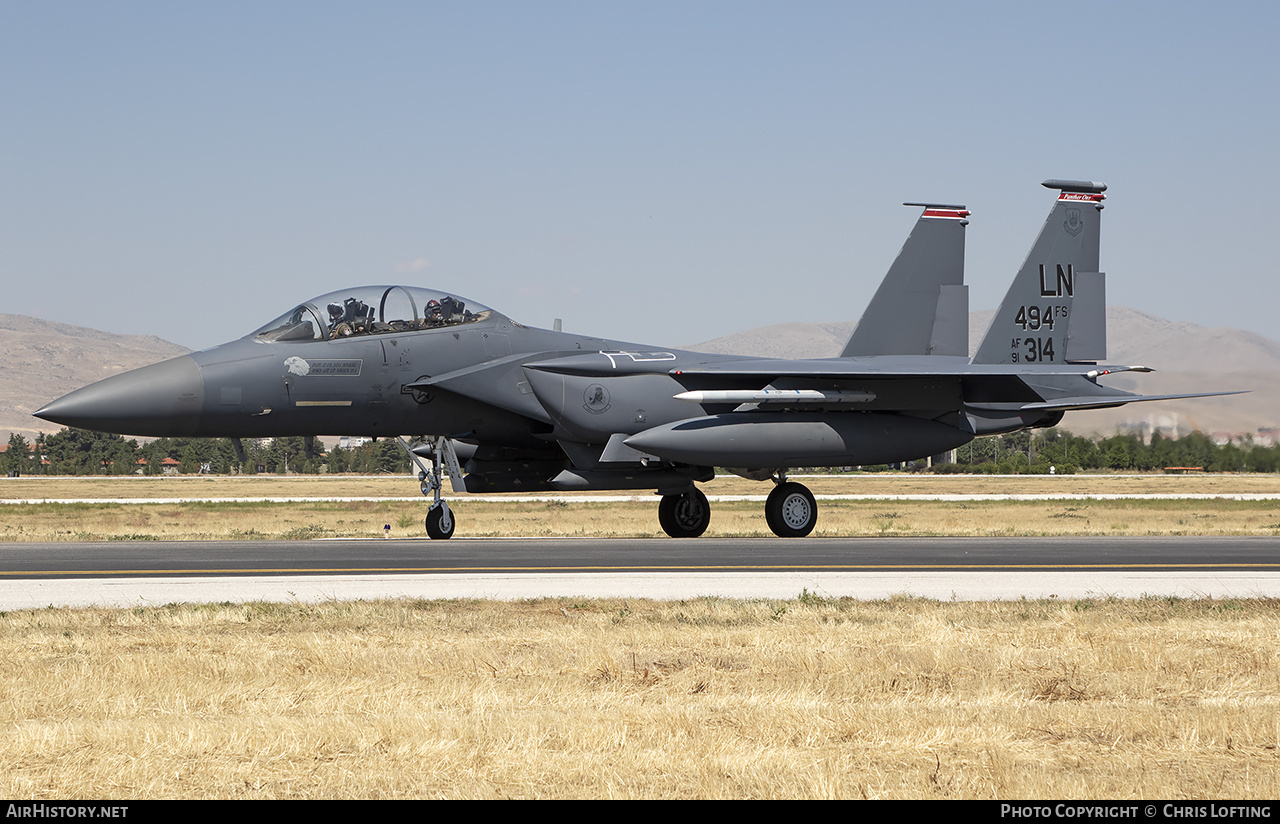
[34, 355, 205, 437]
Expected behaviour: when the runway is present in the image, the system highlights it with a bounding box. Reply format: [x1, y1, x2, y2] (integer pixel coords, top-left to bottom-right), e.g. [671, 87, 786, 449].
[3, 535, 1280, 609]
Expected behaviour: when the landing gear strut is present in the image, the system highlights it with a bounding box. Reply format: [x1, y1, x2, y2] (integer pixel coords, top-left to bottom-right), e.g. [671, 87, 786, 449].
[765, 475, 817, 538]
[398, 436, 464, 540]
[658, 488, 710, 538]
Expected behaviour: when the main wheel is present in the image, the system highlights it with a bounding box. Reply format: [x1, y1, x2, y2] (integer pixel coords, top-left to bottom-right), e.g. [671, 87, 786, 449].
[425, 503, 455, 540]
[658, 489, 710, 538]
[765, 482, 817, 538]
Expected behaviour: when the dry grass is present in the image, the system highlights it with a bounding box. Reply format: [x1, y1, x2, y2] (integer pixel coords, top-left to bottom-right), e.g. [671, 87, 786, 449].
[2, 480, 1280, 541]
[2, 595, 1278, 798]
[6, 471, 1280, 501]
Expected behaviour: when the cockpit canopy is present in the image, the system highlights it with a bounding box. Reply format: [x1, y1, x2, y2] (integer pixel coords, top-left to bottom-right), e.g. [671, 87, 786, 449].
[252, 286, 495, 342]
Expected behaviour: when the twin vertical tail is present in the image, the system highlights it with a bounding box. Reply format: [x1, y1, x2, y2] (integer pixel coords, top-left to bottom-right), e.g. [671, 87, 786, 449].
[840, 203, 970, 358]
[972, 180, 1108, 365]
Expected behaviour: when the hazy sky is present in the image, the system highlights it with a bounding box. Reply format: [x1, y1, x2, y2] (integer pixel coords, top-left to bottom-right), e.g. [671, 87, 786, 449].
[3, 1, 1277, 351]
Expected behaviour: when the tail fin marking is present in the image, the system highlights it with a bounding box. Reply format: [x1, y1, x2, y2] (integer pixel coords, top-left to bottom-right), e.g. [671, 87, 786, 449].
[972, 180, 1107, 365]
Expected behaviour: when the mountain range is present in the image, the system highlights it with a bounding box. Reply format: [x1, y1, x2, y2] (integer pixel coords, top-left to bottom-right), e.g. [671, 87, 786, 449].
[0, 314, 190, 442]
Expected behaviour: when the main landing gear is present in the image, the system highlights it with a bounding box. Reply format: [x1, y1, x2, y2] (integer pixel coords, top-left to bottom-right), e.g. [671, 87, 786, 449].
[658, 488, 710, 538]
[657, 474, 817, 539]
[399, 436, 464, 540]
[764, 479, 818, 538]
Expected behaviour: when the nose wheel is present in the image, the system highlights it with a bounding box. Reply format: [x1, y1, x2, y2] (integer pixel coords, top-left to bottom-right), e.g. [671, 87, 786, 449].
[765, 481, 817, 538]
[425, 501, 455, 540]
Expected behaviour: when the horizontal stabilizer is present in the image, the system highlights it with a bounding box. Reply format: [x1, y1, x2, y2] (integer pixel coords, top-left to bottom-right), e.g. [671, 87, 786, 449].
[1021, 390, 1249, 412]
[967, 390, 1248, 414]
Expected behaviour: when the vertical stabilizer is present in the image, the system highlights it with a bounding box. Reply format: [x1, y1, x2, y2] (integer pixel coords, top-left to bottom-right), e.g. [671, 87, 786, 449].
[972, 180, 1107, 365]
[841, 203, 969, 357]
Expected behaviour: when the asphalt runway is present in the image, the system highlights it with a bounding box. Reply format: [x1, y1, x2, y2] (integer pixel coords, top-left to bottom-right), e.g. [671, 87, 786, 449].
[2, 535, 1280, 609]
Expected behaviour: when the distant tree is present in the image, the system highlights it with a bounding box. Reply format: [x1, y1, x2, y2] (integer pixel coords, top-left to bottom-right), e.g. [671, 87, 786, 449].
[2, 433, 32, 475]
[262, 436, 306, 474]
[180, 443, 204, 474]
[374, 439, 409, 473]
[39, 428, 139, 475]
[1248, 443, 1280, 473]
[136, 437, 240, 474]
[326, 444, 351, 474]
[1175, 433, 1215, 469]
[1210, 442, 1246, 473]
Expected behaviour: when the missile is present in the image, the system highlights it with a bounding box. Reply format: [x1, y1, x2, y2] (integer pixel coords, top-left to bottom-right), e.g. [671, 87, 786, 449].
[672, 389, 875, 404]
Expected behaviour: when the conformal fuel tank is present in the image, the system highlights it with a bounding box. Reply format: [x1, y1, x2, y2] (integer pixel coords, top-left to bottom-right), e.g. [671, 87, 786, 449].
[623, 412, 973, 467]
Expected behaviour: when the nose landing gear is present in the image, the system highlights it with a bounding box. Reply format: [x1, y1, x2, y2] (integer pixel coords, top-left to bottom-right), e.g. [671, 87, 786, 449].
[398, 436, 465, 540]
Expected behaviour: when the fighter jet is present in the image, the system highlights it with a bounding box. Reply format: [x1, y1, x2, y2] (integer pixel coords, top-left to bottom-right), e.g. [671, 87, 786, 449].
[34, 180, 1234, 539]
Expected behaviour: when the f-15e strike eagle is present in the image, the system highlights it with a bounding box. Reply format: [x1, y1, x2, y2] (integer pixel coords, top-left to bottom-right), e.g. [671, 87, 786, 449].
[35, 180, 1233, 539]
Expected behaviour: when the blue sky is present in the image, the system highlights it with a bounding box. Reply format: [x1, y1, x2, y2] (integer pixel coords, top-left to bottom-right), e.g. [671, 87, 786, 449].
[3, 1, 1277, 351]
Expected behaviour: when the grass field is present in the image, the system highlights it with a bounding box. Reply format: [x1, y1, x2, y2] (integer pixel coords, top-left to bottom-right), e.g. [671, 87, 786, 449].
[2, 595, 1278, 799]
[2, 472, 1279, 541]
[7, 470, 1280, 500]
